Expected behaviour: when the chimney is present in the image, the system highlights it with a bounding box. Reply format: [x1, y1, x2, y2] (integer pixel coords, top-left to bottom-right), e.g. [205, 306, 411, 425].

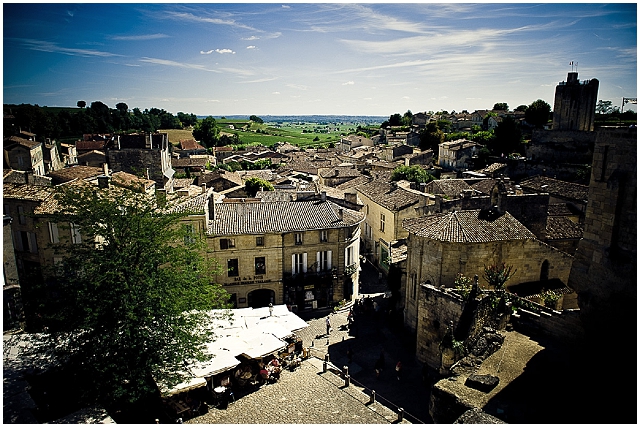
[321, 191, 327, 201]
[103, 162, 109, 177]
[97, 175, 110, 189]
[338, 208, 344, 221]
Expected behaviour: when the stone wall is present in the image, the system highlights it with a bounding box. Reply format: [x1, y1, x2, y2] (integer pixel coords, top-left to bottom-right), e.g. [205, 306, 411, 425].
[108, 149, 165, 188]
[567, 128, 636, 344]
[511, 307, 585, 345]
[525, 130, 596, 165]
[415, 284, 464, 368]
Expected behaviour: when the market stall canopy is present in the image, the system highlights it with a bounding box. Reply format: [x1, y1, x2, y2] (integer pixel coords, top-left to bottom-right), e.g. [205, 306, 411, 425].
[159, 376, 207, 397]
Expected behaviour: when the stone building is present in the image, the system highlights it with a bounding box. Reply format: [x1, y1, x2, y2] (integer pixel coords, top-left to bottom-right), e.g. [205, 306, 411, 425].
[338, 134, 373, 152]
[3, 136, 45, 176]
[567, 128, 636, 348]
[106, 132, 174, 192]
[356, 179, 429, 272]
[552, 71, 599, 131]
[205, 196, 364, 310]
[4, 214, 22, 329]
[402, 208, 574, 334]
[438, 139, 480, 171]
[317, 164, 362, 187]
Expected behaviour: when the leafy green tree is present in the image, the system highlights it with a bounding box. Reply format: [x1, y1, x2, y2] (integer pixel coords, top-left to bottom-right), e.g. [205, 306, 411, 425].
[177, 112, 198, 128]
[30, 183, 230, 407]
[525, 99, 551, 128]
[476, 147, 491, 168]
[77, 100, 86, 108]
[492, 116, 522, 155]
[493, 102, 509, 111]
[436, 119, 452, 133]
[483, 263, 517, 291]
[388, 113, 402, 126]
[115, 102, 129, 114]
[596, 100, 613, 114]
[515, 104, 528, 112]
[402, 110, 413, 126]
[419, 121, 445, 151]
[391, 165, 435, 184]
[192, 116, 220, 148]
[249, 115, 264, 124]
[245, 176, 274, 196]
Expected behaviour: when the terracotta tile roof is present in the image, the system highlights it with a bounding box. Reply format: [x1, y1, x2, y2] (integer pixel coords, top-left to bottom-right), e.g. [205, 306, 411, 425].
[519, 176, 588, 202]
[318, 166, 362, 179]
[208, 200, 364, 236]
[547, 203, 573, 216]
[5, 136, 41, 149]
[111, 171, 155, 190]
[334, 175, 372, 190]
[389, 239, 407, 264]
[179, 139, 205, 151]
[169, 192, 209, 215]
[357, 180, 421, 211]
[172, 157, 208, 168]
[480, 162, 507, 174]
[197, 171, 244, 187]
[403, 209, 535, 243]
[545, 216, 583, 240]
[3, 182, 52, 202]
[424, 179, 473, 198]
[174, 178, 196, 189]
[47, 166, 104, 184]
[471, 179, 497, 196]
[77, 150, 106, 160]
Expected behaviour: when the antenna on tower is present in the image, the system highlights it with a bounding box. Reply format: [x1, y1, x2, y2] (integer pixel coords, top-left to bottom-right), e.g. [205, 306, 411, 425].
[569, 61, 578, 73]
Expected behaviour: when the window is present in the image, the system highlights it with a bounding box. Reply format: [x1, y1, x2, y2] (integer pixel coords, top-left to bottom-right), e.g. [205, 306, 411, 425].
[183, 224, 196, 244]
[366, 204, 369, 215]
[256, 236, 264, 247]
[220, 238, 235, 250]
[292, 253, 307, 274]
[411, 273, 418, 300]
[3, 204, 9, 216]
[70, 223, 82, 244]
[48, 222, 59, 244]
[255, 257, 266, 275]
[316, 250, 332, 271]
[320, 230, 328, 242]
[380, 213, 385, 232]
[17, 206, 26, 225]
[345, 246, 354, 266]
[227, 259, 239, 277]
[17, 231, 37, 253]
[295, 232, 303, 245]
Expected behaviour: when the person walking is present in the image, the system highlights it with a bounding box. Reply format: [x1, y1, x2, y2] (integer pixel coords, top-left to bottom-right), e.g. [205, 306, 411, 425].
[396, 361, 403, 381]
[326, 315, 331, 336]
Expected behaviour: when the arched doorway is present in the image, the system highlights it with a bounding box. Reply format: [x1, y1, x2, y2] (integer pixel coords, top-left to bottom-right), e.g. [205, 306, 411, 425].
[247, 289, 275, 308]
[540, 260, 550, 281]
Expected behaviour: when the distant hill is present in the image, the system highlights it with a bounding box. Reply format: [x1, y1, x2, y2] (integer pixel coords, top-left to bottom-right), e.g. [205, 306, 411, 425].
[199, 115, 386, 125]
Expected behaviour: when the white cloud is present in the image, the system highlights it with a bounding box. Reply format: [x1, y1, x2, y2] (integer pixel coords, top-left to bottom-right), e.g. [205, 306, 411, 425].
[216, 49, 236, 54]
[287, 84, 309, 90]
[139, 57, 220, 72]
[164, 11, 259, 32]
[15, 38, 120, 57]
[273, 91, 280, 95]
[111, 33, 169, 41]
[246, 46, 257, 49]
[200, 50, 214, 55]
[282, 5, 290, 8]
[242, 36, 260, 41]
[342, 81, 355, 85]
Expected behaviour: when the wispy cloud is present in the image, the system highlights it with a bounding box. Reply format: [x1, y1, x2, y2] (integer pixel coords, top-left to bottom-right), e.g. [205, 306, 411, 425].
[342, 81, 355, 85]
[282, 5, 290, 9]
[200, 50, 214, 55]
[111, 33, 169, 41]
[14, 38, 120, 57]
[216, 49, 236, 54]
[246, 46, 257, 49]
[242, 36, 260, 41]
[287, 84, 308, 90]
[164, 11, 259, 32]
[139, 57, 221, 72]
[239, 77, 279, 84]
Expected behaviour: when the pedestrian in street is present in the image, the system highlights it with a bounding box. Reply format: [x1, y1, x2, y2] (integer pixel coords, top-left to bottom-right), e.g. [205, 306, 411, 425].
[326, 315, 331, 336]
[396, 361, 403, 381]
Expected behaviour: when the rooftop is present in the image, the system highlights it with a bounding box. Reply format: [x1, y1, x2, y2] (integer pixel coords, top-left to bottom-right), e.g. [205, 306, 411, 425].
[403, 209, 535, 243]
[208, 200, 364, 236]
[357, 180, 422, 211]
[519, 176, 588, 202]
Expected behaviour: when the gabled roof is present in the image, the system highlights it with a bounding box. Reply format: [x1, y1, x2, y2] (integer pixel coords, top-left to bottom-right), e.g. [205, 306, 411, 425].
[3, 182, 52, 202]
[334, 175, 372, 190]
[208, 200, 364, 236]
[519, 176, 588, 202]
[424, 179, 473, 198]
[357, 180, 421, 211]
[4, 136, 41, 149]
[179, 139, 206, 151]
[47, 166, 103, 184]
[111, 171, 155, 190]
[545, 216, 583, 240]
[403, 209, 535, 243]
[172, 157, 208, 168]
[76, 140, 109, 151]
[318, 166, 362, 179]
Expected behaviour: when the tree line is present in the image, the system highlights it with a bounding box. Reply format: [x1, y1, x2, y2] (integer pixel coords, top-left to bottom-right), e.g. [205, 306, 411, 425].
[3, 101, 198, 140]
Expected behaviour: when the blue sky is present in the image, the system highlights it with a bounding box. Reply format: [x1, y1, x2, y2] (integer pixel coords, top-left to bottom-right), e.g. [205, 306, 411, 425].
[3, 3, 637, 116]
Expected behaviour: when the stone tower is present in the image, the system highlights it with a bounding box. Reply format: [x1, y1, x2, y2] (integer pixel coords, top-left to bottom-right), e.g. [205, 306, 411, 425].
[552, 72, 599, 131]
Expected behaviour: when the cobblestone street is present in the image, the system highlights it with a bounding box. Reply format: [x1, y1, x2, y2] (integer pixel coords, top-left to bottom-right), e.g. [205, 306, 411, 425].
[190, 261, 433, 424]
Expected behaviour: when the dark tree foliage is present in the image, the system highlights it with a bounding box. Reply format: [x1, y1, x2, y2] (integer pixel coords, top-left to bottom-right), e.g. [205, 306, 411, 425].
[77, 100, 86, 108]
[419, 121, 445, 151]
[525, 99, 551, 128]
[245, 176, 274, 196]
[483, 263, 517, 290]
[492, 116, 522, 155]
[31, 182, 230, 407]
[177, 112, 198, 128]
[391, 165, 435, 184]
[388, 113, 402, 126]
[493, 102, 509, 111]
[249, 115, 264, 124]
[192, 116, 220, 148]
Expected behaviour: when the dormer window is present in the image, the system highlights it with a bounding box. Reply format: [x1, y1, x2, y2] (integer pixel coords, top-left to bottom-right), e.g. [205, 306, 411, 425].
[320, 230, 328, 242]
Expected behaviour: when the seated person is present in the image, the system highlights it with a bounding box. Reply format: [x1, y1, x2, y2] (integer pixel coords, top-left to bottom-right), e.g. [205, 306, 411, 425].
[259, 367, 270, 380]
